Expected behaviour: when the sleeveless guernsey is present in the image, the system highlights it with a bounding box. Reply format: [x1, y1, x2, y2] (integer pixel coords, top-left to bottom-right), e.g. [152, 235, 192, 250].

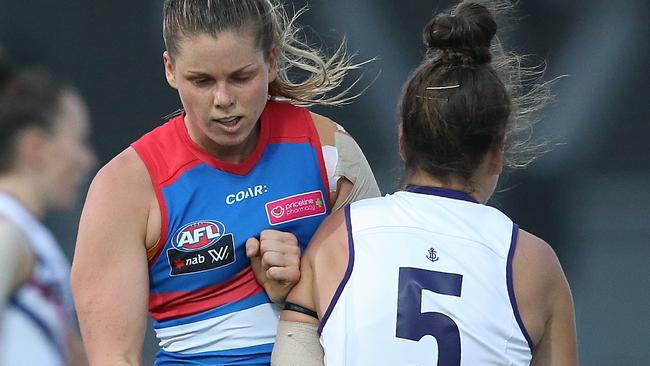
[319, 186, 533, 366]
[132, 101, 330, 365]
[0, 193, 74, 366]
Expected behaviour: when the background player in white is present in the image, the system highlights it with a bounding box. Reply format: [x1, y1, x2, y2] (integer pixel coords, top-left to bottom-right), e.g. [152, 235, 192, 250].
[0, 51, 95, 365]
[272, 1, 578, 365]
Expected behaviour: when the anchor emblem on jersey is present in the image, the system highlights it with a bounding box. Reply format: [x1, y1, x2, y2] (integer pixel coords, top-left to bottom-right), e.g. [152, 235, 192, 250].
[427, 247, 439, 262]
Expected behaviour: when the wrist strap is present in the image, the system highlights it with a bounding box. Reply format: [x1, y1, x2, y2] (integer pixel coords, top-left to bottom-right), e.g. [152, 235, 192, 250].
[284, 301, 318, 319]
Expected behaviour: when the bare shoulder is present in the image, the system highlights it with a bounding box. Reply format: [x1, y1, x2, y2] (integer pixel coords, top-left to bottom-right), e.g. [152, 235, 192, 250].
[513, 229, 574, 346]
[72, 146, 153, 289]
[86, 147, 154, 219]
[516, 233, 578, 364]
[514, 229, 566, 294]
[310, 111, 348, 147]
[77, 147, 154, 251]
[0, 218, 29, 247]
[306, 207, 348, 265]
[0, 218, 34, 290]
[515, 229, 563, 280]
[92, 147, 151, 193]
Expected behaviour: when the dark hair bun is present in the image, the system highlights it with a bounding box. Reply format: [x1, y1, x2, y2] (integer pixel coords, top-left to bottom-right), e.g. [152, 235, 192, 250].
[423, 2, 497, 65]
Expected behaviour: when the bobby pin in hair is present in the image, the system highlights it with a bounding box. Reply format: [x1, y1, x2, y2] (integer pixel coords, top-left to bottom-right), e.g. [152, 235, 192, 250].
[426, 84, 461, 90]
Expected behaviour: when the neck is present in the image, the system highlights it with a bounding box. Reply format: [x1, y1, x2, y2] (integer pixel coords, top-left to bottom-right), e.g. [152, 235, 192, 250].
[0, 175, 45, 217]
[405, 170, 492, 204]
[211, 138, 258, 164]
[185, 118, 260, 165]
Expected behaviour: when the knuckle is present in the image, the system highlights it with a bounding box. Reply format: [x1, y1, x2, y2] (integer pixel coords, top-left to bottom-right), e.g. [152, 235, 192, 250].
[261, 240, 278, 252]
[285, 251, 299, 262]
[267, 267, 280, 279]
[284, 232, 298, 243]
[285, 246, 300, 258]
[261, 229, 280, 238]
[262, 251, 274, 263]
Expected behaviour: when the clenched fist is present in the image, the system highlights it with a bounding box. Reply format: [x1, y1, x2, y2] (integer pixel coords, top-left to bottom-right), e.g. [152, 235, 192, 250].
[246, 230, 301, 304]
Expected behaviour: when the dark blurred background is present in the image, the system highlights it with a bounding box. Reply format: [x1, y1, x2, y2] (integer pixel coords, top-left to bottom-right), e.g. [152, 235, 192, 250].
[2, 0, 648, 364]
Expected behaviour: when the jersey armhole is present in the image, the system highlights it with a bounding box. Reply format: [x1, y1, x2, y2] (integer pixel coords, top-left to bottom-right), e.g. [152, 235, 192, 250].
[317, 204, 355, 335]
[131, 145, 169, 265]
[506, 223, 535, 352]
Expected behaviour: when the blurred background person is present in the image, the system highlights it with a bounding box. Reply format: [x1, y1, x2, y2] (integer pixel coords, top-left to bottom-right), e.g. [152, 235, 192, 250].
[0, 50, 96, 365]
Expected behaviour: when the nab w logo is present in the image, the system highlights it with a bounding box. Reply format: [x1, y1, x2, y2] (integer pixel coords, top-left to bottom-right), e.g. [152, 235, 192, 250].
[173, 220, 225, 252]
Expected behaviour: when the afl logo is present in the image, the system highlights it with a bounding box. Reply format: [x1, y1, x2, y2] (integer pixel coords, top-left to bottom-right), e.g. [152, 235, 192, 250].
[269, 205, 285, 219]
[173, 220, 225, 252]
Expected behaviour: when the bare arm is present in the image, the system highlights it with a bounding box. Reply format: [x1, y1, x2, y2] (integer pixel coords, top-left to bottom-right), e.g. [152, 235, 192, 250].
[71, 148, 152, 366]
[271, 209, 349, 365]
[514, 229, 578, 366]
[269, 230, 321, 366]
[0, 220, 34, 311]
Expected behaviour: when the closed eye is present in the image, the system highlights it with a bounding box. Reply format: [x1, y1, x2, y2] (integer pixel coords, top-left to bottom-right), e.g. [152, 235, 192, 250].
[188, 76, 214, 87]
[230, 73, 253, 83]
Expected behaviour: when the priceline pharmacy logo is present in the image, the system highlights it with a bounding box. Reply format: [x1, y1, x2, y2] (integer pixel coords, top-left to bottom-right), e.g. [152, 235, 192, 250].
[265, 190, 326, 225]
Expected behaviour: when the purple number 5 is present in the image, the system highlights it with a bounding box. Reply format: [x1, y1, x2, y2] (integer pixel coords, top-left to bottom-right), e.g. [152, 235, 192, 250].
[396, 267, 463, 366]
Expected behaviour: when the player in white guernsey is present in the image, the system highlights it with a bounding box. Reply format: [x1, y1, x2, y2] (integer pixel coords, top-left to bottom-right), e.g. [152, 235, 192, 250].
[0, 59, 96, 365]
[272, 1, 578, 365]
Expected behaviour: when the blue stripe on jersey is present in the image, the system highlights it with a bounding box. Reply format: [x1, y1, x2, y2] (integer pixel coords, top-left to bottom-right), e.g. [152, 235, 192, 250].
[318, 204, 355, 335]
[151, 142, 328, 293]
[153, 291, 271, 329]
[153, 343, 273, 365]
[9, 297, 66, 363]
[506, 223, 535, 351]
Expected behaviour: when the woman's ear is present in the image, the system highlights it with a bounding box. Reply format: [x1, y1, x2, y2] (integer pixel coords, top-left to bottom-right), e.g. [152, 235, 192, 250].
[163, 51, 178, 89]
[267, 46, 279, 83]
[16, 128, 48, 168]
[486, 145, 504, 175]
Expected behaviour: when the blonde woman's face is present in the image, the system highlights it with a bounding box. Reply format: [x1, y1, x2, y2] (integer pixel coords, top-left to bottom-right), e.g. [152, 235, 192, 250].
[164, 30, 277, 163]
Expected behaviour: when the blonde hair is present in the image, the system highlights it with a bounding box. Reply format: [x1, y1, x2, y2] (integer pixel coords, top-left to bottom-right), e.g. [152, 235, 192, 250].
[163, 0, 368, 107]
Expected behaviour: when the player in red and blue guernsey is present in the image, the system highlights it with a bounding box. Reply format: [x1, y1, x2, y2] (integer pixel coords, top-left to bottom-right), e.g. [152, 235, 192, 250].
[70, 0, 379, 365]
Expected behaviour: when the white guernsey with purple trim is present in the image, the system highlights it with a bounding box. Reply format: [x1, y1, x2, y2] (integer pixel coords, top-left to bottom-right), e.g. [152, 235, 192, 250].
[0, 193, 74, 366]
[319, 186, 533, 365]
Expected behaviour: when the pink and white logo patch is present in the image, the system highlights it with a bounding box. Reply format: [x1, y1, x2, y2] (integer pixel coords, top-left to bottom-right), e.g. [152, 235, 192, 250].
[265, 190, 326, 225]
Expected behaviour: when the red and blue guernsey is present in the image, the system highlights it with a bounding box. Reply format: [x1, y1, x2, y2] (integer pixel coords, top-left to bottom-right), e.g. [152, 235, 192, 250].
[132, 101, 331, 365]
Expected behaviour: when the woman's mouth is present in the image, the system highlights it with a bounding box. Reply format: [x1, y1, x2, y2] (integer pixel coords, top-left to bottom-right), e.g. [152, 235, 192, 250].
[214, 116, 241, 126]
